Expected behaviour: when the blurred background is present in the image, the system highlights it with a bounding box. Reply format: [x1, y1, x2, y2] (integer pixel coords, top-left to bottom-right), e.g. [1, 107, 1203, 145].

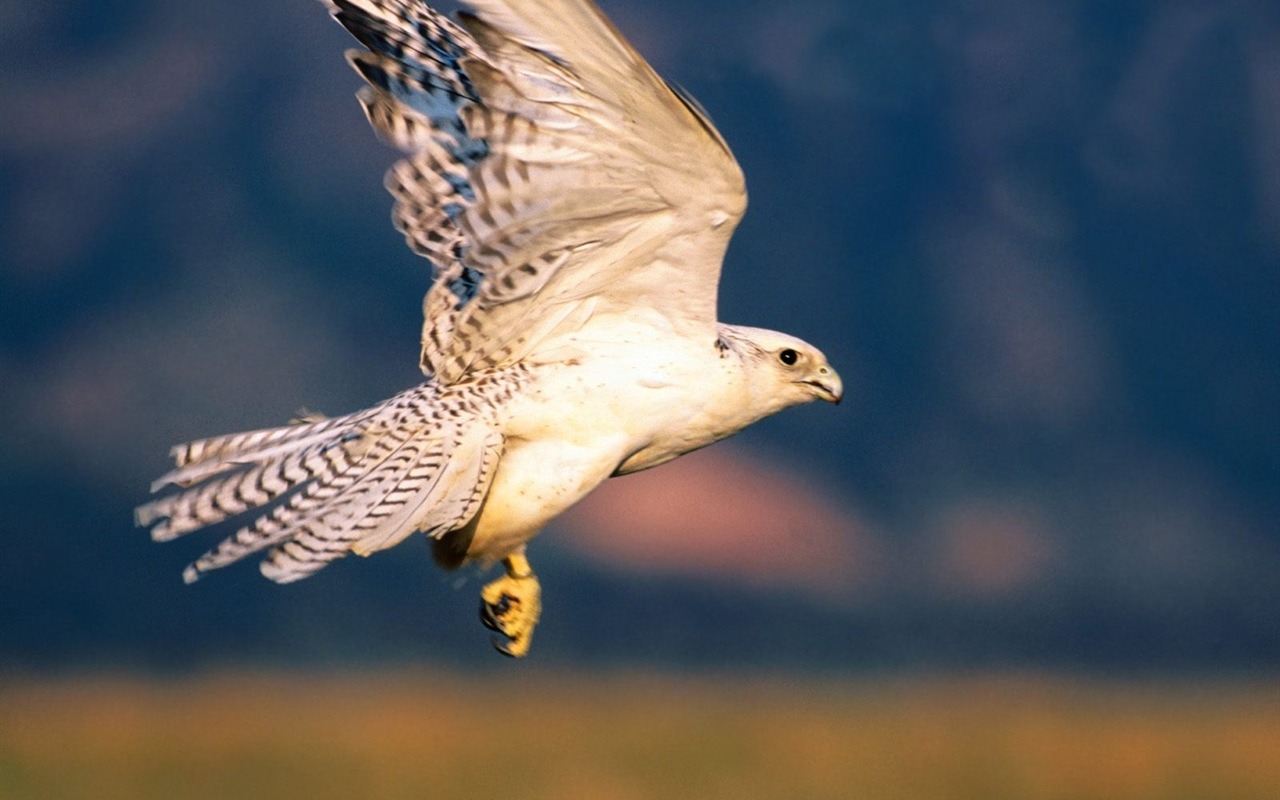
[2, 0, 1278, 797]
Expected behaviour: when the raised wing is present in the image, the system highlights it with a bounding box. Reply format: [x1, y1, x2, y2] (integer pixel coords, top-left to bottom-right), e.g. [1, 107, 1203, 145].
[328, 0, 746, 383]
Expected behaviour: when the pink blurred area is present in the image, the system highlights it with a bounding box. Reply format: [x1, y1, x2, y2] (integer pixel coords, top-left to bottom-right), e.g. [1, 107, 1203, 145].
[929, 500, 1056, 598]
[556, 446, 882, 598]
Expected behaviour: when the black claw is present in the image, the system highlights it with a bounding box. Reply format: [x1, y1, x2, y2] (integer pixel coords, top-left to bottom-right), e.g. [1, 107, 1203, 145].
[480, 593, 516, 632]
[494, 593, 513, 615]
[492, 637, 519, 658]
[479, 599, 500, 631]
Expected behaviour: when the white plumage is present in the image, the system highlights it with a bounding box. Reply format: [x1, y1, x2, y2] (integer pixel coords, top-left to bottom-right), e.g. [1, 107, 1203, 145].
[138, 0, 842, 657]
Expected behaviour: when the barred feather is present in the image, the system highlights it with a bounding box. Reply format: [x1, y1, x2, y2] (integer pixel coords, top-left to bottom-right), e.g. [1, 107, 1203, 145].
[353, 428, 502, 554]
[181, 445, 360, 583]
[329, 0, 482, 100]
[324, 0, 748, 391]
[153, 410, 374, 490]
[138, 426, 365, 537]
[139, 378, 519, 585]
[256, 433, 438, 582]
[385, 144, 470, 268]
[173, 430, 373, 583]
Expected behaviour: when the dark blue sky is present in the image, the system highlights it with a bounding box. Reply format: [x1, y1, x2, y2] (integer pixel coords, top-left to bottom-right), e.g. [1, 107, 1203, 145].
[1, 0, 1277, 671]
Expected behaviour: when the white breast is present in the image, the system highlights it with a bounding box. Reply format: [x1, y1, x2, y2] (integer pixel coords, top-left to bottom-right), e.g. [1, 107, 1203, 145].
[463, 317, 741, 561]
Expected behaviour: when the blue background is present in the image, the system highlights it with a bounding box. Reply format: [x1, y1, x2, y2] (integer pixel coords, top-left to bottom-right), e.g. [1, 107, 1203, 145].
[1, 0, 1277, 672]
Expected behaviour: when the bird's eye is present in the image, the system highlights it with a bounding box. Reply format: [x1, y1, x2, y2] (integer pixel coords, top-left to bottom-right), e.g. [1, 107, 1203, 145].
[779, 349, 799, 366]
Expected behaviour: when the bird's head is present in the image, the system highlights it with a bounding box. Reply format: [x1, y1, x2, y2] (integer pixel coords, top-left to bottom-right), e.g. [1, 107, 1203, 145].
[719, 325, 843, 407]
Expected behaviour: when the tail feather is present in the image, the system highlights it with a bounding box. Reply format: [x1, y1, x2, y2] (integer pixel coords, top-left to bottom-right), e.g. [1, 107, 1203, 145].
[139, 433, 362, 542]
[407, 429, 502, 540]
[169, 413, 343, 468]
[257, 434, 442, 583]
[154, 410, 373, 491]
[137, 461, 277, 541]
[139, 383, 506, 585]
[178, 442, 364, 583]
[350, 428, 499, 555]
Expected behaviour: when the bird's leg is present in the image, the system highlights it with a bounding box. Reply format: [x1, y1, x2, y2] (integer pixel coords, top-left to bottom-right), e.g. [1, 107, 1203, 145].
[479, 549, 542, 658]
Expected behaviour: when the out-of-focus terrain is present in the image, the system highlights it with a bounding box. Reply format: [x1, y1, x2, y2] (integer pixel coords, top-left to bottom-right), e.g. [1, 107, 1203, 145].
[3, 671, 1277, 800]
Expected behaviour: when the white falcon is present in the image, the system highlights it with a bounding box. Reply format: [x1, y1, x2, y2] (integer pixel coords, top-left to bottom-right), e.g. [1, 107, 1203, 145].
[137, 0, 843, 657]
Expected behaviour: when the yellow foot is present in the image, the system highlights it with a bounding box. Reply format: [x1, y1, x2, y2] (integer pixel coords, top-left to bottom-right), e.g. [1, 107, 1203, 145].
[479, 553, 541, 658]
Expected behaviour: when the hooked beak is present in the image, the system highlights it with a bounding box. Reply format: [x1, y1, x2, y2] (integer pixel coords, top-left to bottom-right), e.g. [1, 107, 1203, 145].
[804, 366, 844, 405]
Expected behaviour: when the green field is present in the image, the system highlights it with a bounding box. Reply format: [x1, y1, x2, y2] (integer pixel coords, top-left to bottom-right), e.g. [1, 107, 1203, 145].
[2, 670, 1276, 799]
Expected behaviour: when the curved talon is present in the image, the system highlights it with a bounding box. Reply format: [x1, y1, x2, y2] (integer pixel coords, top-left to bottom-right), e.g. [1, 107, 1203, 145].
[479, 597, 501, 631]
[492, 635, 521, 659]
[479, 592, 515, 632]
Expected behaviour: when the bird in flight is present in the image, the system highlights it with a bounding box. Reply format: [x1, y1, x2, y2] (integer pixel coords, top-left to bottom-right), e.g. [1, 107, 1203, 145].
[137, 0, 842, 657]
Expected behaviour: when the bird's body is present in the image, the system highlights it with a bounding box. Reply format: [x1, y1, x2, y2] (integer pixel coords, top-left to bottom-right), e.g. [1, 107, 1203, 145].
[138, 0, 841, 656]
[463, 319, 826, 564]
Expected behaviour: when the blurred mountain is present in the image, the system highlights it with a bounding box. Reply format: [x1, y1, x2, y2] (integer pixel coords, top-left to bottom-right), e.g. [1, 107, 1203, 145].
[1, 0, 1277, 671]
